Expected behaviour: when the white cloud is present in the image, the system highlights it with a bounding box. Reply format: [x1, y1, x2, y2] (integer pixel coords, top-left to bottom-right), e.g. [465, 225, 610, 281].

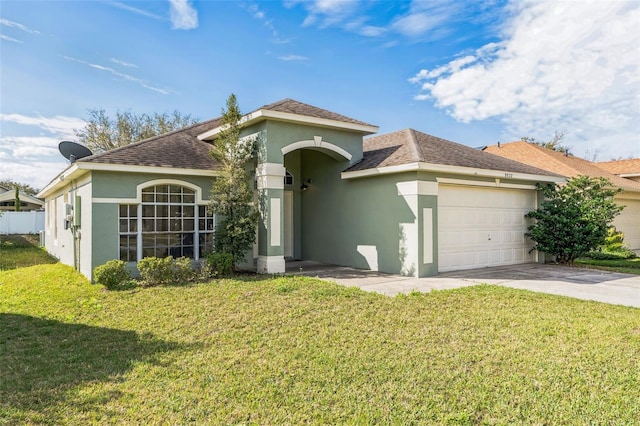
[0, 34, 23, 43]
[0, 157, 68, 190]
[168, 0, 198, 30]
[0, 113, 85, 139]
[64, 56, 170, 95]
[410, 0, 640, 159]
[0, 18, 40, 34]
[109, 2, 164, 21]
[291, 0, 464, 40]
[0, 113, 87, 188]
[110, 58, 138, 68]
[278, 54, 309, 62]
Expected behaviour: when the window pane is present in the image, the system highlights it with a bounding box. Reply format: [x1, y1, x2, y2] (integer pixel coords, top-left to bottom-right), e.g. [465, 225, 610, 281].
[183, 205, 194, 218]
[129, 205, 138, 216]
[170, 205, 181, 218]
[156, 218, 167, 232]
[142, 205, 154, 217]
[120, 205, 128, 216]
[183, 219, 194, 231]
[170, 194, 181, 203]
[156, 193, 168, 203]
[183, 193, 194, 203]
[157, 185, 169, 194]
[142, 193, 154, 202]
[155, 204, 166, 217]
[142, 219, 154, 231]
[129, 220, 137, 232]
[169, 185, 181, 194]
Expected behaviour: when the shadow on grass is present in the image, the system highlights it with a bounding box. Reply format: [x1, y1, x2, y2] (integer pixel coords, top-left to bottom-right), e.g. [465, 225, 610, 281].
[0, 313, 192, 423]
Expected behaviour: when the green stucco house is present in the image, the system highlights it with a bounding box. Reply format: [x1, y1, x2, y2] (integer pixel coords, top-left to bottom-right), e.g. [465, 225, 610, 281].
[37, 99, 561, 281]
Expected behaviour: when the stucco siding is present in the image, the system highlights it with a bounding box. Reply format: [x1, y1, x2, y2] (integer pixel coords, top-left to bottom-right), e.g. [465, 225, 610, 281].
[263, 121, 364, 165]
[299, 150, 422, 276]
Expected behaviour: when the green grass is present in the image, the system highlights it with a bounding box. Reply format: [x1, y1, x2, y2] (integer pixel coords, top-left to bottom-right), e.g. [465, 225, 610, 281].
[0, 234, 57, 270]
[575, 257, 640, 275]
[1, 262, 639, 424]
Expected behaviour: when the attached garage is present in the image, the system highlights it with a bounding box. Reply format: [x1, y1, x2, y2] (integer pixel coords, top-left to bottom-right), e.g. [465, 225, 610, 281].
[613, 197, 640, 251]
[438, 184, 537, 272]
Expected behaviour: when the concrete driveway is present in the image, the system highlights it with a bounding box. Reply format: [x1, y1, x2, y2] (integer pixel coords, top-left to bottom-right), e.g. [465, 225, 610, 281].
[288, 261, 640, 308]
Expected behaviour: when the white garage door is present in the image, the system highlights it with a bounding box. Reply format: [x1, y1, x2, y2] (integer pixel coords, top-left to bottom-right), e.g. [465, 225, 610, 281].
[613, 197, 640, 251]
[438, 185, 537, 272]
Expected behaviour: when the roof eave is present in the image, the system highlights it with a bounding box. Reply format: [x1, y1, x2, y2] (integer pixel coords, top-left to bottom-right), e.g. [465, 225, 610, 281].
[341, 161, 565, 183]
[197, 109, 378, 140]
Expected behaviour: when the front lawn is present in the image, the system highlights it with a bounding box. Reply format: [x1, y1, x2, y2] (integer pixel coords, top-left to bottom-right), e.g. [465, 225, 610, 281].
[1, 264, 638, 424]
[575, 257, 640, 275]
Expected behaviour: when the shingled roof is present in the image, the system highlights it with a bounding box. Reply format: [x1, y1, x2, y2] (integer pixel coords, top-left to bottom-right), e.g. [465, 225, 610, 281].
[82, 98, 373, 169]
[346, 129, 558, 176]
[597, 158, 640, 175]
[83, 118, 221, 170]
[484, 141, 640, 191]
[257, 98, 375, 127]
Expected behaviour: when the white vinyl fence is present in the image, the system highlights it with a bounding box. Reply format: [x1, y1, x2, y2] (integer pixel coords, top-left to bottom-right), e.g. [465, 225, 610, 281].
[0, 211, 45, 235]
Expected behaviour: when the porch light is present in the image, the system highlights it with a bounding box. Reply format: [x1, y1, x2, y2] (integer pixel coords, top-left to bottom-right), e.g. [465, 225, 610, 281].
[301, 179, 312, 190]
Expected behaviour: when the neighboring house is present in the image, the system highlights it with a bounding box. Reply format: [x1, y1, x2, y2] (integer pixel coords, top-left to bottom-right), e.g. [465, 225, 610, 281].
[485, 142, 640, 252]
[0, 185, 44, 211]
[38, 99, 561, 281]
[597, 158, 640, 183]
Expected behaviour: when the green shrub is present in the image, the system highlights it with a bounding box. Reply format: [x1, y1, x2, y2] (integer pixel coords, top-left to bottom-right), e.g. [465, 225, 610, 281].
[207, 252, 233, 277]
[172, 256, 195, 284]
[587, 249, 637, 260]
[94, 260, 132, 290]
[137, 256, 194, 286]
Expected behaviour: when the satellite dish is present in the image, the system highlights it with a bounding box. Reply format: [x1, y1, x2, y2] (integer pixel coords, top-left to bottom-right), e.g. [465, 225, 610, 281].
[59, 141, 93, 163]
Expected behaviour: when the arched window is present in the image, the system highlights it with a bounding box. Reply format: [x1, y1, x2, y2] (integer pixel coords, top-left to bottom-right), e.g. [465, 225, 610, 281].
[119, 183, 214, 262]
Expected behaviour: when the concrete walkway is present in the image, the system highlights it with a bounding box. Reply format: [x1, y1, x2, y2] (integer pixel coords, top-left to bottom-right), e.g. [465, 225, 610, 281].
[287, 261, 640, 308]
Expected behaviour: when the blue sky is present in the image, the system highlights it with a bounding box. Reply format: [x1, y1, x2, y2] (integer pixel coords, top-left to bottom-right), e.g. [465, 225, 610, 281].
[1, 0, 639, 190]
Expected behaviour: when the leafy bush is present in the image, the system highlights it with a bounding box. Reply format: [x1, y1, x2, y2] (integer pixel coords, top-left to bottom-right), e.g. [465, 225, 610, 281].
[137, 256, 194, 286]
[587, 249, 637, 260]
[525, 176, 623, 264]
[94, 260, 132, 290]
[172, 256, 195, 283]
[207, 252, 234, 277]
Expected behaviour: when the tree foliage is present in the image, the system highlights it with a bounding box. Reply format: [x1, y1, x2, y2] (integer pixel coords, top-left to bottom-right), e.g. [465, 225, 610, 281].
[75, 109, 198, 153]
[521, 130, 570, 154]
[525, 176, 623, 264]
[208, 94, 258, 268]
[0, 180, 39, 196]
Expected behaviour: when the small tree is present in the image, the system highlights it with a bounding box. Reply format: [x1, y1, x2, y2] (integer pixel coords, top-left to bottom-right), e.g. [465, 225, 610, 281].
[521, 130, 570, 153]
[209, 94, 258, 269]
[76, 109, 198, 153]
[14, 187, 20, 212]
[525, 176, 623, 264]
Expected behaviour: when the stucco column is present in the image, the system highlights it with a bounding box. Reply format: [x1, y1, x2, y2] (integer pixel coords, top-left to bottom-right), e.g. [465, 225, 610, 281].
[396, 181, 439, 277]
[256, 162, 286, 274]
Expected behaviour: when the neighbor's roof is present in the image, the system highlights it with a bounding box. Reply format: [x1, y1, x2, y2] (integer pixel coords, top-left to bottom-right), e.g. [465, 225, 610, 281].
[484, 141, 640, 191]
[346, 129, 559, 177]
[0, 190, 44, 206]
[596, 158, 640, 176]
